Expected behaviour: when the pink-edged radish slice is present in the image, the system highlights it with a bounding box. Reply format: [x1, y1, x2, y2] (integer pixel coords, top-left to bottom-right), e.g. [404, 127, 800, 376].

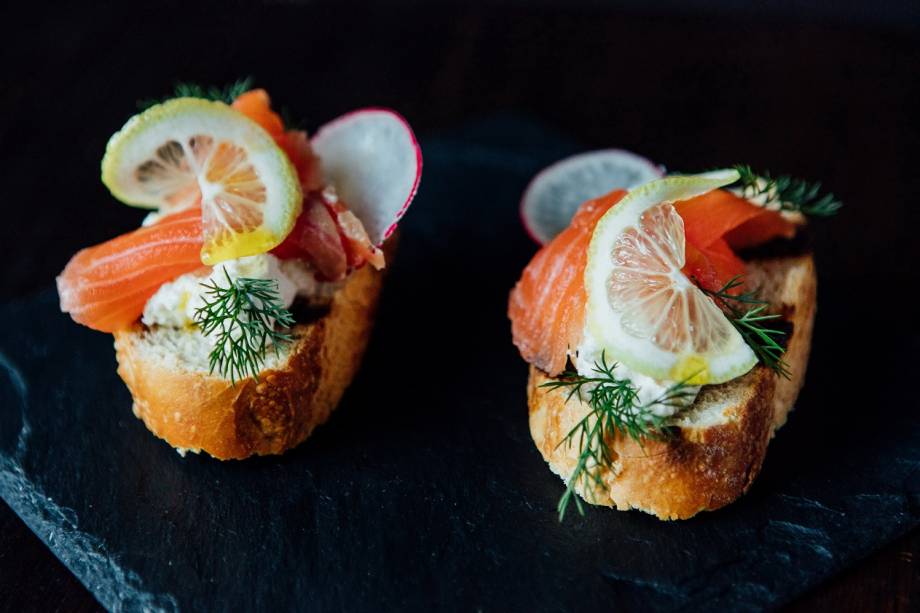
[312, 108, 422, 246]
[520, 149, 663, 245]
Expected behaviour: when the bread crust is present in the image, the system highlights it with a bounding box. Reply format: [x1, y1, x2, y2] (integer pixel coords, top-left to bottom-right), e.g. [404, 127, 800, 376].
[527, 254, 817, 520]
[748, 255, 817, 429]
[113, 262, 384, 460]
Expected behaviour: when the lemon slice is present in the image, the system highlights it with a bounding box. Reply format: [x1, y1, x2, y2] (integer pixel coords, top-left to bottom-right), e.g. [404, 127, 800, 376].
[101, 98, 302, 265]
[584, 170, 757, 385]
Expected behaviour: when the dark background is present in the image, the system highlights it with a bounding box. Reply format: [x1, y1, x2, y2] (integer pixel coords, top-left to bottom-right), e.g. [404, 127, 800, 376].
[2, 1, 919, 611]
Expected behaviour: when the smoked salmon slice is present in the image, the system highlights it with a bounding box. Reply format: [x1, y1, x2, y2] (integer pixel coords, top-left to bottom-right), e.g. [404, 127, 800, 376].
[676, 188, 795, 290]
[232, 89, 322, 191]
[509, 190, 626, 376]
[675, 189, 796, 251]
[683, 238, 745, 292]
[57, 208, 204, 333]
[232, 89, 285, 138]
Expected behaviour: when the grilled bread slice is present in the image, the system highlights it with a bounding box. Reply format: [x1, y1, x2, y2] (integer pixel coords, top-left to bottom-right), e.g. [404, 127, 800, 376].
[528, 253, 816, 520]
[113, 260, 384, 460]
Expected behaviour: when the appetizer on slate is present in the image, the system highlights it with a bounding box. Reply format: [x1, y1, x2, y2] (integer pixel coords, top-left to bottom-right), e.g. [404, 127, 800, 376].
[57, 81, 421, 459]
[510, 152, 839, 520]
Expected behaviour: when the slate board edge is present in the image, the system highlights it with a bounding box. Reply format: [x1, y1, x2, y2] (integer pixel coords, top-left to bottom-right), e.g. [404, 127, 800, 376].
[0, 351, 176, 612]
[0, 457, 178, 612]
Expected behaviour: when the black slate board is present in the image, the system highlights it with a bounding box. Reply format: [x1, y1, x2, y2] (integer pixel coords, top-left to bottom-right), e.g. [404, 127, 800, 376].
[1, 117, 919, 612]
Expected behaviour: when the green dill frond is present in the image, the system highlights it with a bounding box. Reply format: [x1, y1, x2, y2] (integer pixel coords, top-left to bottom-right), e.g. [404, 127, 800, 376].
[137, 76, 255, 110]
[699, 275, 791, 378]
[541, 353, 696, 521]
[732, 164, 842, 217]
[192, 271, 295, 384]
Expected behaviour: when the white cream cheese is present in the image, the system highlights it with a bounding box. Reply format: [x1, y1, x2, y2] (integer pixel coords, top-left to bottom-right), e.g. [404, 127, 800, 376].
[573, 326, 700, 419]
[141, 211, 164, 227]
[142, 253, 335, 330]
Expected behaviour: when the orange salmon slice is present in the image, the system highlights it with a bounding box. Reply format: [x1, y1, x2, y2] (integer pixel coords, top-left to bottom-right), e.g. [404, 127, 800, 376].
[509, 190, 626, 376]
[56, 208, 204, 332]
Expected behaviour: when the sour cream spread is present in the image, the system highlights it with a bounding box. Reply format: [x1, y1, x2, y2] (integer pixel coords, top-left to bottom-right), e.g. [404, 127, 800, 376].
[573, 326, 700, 419]
[142, 253, 338, 329]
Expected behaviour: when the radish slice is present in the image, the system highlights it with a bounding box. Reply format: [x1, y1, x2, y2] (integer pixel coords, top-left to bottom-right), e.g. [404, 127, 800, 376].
[520, 149, 663, 245]
[312, 108, 422, 246]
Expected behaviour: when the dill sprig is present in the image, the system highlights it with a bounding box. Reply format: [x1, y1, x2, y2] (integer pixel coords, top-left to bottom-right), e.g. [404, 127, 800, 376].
[137, 77, 254, 110]
[193, 271, 295, 384]
[699, 276, 790, 378]
[732, 164, 842, 217]
[541, 353, 696, 521]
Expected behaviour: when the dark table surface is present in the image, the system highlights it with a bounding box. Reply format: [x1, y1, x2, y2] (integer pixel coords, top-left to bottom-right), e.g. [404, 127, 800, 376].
[2, 2, 919, 611]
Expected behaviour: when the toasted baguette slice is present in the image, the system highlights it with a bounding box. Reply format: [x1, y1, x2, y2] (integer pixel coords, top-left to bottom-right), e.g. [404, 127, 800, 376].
[113, 261, 384, 460]
[528, 253, 816, 520]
